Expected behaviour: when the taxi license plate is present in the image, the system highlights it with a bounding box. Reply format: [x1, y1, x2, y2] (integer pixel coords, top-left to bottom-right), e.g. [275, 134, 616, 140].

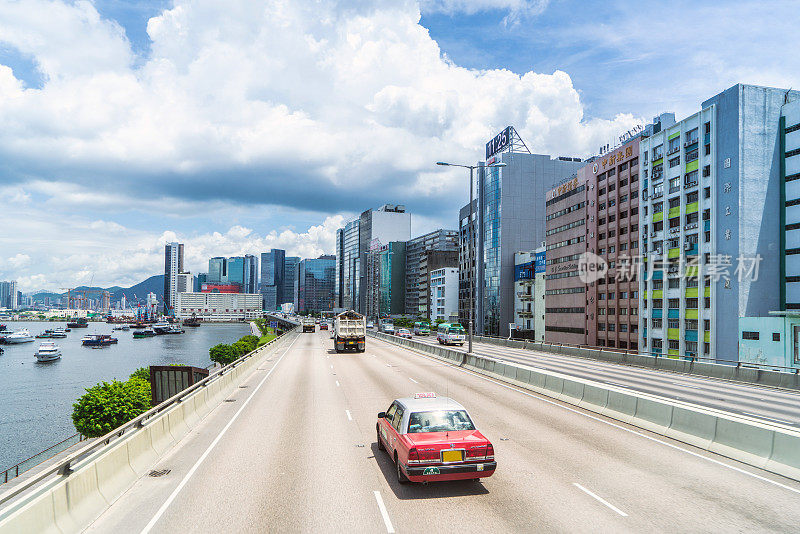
[441, 450, 463, 463]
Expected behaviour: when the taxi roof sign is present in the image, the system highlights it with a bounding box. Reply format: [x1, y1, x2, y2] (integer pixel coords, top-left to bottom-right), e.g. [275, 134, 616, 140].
[413, 392, 437, 399]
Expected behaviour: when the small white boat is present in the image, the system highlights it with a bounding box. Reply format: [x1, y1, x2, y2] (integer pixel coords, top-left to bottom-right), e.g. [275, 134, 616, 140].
[113, 324, 130, 331]
[5, 329, 34, 344]
[35, 341, 61, 362]
[49, 328, 68, 338]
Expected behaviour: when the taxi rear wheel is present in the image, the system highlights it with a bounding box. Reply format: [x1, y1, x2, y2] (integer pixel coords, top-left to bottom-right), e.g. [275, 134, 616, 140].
[395, 453, 409, 484]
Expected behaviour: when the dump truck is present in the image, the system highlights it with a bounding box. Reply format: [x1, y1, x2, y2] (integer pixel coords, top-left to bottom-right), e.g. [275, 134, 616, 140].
[333, 310, 366, 353]
[301, 317, 316, 333]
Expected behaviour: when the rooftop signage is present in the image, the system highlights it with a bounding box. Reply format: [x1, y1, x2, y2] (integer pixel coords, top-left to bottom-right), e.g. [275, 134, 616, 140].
[485, 126, 512, 159]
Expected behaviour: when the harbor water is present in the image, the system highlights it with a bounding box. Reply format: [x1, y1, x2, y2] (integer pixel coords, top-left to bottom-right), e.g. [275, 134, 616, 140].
[0, 320, 249, 472]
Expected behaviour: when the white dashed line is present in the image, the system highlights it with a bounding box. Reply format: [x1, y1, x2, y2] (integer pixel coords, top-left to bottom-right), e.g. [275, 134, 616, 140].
[373, 491, 395, 533]
[409, 378, 418, 384]
[336, 380, 340, 387]
[573, 483, 628, 517]
[345, 409, 352, 421]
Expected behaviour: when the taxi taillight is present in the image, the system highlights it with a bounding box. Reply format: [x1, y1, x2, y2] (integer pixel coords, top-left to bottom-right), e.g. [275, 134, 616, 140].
[486, 443, 495, 460]
[408, 448, 420, 463]
[410, 448, 439, 463]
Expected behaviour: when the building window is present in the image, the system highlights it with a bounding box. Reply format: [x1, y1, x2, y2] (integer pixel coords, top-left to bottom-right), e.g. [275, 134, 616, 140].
[742, 331, 760, 340]
[669, 156, 680, 168]
[668, 298, 679, 309]
[668, 318, 679, 329]
[668, 340, 680, 350]
[773, 332, 781, 342]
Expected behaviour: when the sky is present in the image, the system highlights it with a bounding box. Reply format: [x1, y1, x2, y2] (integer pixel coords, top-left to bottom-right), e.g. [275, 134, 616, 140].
[0, 0, 798, 292]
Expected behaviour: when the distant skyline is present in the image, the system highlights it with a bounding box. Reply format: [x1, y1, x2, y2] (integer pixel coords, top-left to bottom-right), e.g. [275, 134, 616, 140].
[0, 0, 798, 291]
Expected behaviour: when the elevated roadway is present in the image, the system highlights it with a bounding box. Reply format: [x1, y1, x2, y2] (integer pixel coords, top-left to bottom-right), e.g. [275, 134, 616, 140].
[408, 334, 800, 426]
[85, 331, 800, 533]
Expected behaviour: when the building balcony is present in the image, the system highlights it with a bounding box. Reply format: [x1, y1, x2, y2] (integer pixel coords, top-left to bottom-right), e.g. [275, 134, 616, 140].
[517, 310, 533, 318]
[517, 292, 534, 300]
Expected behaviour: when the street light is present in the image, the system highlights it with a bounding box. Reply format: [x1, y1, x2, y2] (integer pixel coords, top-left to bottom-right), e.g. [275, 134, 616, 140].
[436, 160, 506, 354]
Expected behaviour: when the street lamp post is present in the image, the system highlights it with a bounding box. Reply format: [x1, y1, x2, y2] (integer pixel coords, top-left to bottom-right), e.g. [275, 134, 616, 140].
[437, 160, 506, 354]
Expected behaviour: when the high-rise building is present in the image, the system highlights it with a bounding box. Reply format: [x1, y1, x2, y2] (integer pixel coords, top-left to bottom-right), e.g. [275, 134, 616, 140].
[477, 129, 584, 336]
[375, 242, 406, 317]
[639, 84, 800, 361]
[336, 204, 411, 316]
[543, 174, 589, 345]
[208, 257, 226, 283]
[0, 281, 10, 309]
[260, 249, 285, 311]
[404, 229, 458, 316]
[585, 128, 655, 351]
[782, 96, 800, 310]
[419, 249, 458, 321]
[358, 205, 412, 315]
[244, 254, 258, 294]
[298, 255, 336, 314]
[164, 242, 184, 315]
[458, 200, 478, 328]
[195, 273, 207, 292]
[335, 218, 361, 311]
[9, 280, 18, 310]
[177, 272, 194, 294]
[283, 256, 300, 309]
[226, 257, 245, 289]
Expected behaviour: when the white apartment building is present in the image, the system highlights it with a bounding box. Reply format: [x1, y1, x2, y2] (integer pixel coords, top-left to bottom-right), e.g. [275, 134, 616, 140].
[176, 292, 262, 321]
[430, 267, 458, 322]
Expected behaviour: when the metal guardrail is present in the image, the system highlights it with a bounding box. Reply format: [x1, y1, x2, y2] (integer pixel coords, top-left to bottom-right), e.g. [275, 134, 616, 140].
[1, 433, 88, 485]
[477, 333, 800, 375]
[0, 326, 297, 507]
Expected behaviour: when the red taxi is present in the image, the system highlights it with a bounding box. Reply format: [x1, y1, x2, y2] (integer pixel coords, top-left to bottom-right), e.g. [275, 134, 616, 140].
[376, 393, 496, 483]
[395, 328, 413, 339]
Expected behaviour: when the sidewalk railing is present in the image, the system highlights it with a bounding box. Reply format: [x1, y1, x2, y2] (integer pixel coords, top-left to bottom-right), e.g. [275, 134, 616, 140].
[1, 433, 88, 485]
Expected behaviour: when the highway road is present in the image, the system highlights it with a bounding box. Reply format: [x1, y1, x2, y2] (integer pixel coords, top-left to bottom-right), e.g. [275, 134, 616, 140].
[407, 334, 800, 426]
[88, 331, 800, 533]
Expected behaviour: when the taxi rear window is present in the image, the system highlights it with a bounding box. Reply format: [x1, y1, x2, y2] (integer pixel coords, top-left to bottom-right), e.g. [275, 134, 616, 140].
[407, 410, 475, 433]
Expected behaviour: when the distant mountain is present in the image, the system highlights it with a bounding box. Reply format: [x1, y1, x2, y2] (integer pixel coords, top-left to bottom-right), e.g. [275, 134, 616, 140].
[27, 275, 164, 305]
[111, 275, 164, 304]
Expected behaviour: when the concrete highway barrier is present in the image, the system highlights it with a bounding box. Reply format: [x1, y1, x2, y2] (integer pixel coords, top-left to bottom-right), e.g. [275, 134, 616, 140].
[370, 331, 800, 482]
[0, 329, 298, 533]
[472, 334, 800, 390]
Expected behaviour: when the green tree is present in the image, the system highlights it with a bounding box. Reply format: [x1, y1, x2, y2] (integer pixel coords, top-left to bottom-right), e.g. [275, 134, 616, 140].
[240, 335, 259, 352]
[231, 340, 252, 357]
[209, 343, 237, 366]
[130, 367, 150, 383]
[72, 379, 151, 438]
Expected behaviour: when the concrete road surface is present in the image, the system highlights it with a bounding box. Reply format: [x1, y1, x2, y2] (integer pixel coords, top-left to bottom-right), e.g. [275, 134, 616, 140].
[87, 331, 800, 533]
[409, 334, 800, 426]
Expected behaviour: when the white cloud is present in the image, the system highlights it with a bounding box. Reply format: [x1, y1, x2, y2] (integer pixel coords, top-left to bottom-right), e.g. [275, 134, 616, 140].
[0, 0, 644, 290]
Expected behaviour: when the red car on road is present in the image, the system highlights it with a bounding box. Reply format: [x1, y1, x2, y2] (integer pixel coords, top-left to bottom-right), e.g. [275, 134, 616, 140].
[376, 393, 496, 484]
[395, 328, 413, 339]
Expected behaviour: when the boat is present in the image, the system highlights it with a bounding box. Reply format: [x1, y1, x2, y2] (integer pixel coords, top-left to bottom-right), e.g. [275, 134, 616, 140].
[66, 317, 89, 328]
[152, 322, 171, 335]
[129, 322, 148, 329]
[166, 325, 185, 334]
[182, 313, 201, 327]
[133, 328, 156, 339]
[37, 328, 68, 339]
[82, 334, 118, 347]
[113, 324, 130, 331]
[3, 329, 35, 344]
[35, 341, 62, 362]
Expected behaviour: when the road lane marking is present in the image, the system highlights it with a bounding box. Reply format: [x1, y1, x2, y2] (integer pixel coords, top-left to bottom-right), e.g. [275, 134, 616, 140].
[141, 335, 299, 534]
[409, 378, 418, 384]
[374, 338, 800, 496]
[573, 483, 627, 516]
[336, 380, 340, 387]
[330, 365, 334, 369]
[346, 409, 352, 421]
[373, 491, 395, 533]
[672, 382, 701, 389]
